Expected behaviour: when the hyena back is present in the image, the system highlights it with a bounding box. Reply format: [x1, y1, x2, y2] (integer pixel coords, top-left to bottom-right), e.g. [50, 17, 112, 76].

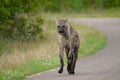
[56, 18, 80, 74]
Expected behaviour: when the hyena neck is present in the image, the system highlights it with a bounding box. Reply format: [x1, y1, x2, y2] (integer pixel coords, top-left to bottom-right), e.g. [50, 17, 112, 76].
[64, 32, 70, 40]
[63, 25, 71, 40]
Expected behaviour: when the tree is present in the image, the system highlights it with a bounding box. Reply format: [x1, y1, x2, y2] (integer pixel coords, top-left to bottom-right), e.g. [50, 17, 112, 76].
[0, 0, 44, 41]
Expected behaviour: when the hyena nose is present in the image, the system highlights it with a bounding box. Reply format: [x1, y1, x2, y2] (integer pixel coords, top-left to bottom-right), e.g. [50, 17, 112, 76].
[58, 29, 64, 33]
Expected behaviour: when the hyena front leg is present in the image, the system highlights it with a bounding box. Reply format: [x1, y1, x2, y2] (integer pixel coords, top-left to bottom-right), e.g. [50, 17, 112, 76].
[58, 46, 64, 73]
[67, 48, 74, 74]
[65, 47, 71, 74]
[71, 47, 79, 74]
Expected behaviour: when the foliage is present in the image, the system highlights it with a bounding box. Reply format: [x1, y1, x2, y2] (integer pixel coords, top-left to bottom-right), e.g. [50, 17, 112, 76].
[0, 0, 41, 22]
[0, 70, 24, 80]
[0, 14, 44, 41]
[0, 0, 44, 41]
[37, 0, 120, 12]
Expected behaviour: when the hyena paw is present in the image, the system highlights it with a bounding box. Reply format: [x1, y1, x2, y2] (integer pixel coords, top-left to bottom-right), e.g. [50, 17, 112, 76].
[67, 66, 71, 72]
[58, 68, 63, 73]
[68, 70, 75, 74]
[70, 71, 75, 74]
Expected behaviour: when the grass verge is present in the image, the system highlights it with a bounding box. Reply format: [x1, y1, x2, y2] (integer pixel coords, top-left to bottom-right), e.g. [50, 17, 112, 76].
[0, 20, 106, 80]
[45, 8, 120, 18]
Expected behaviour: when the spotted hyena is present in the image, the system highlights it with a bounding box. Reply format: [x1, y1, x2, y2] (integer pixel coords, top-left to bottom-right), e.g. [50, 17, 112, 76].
[56, 18, 80, 74]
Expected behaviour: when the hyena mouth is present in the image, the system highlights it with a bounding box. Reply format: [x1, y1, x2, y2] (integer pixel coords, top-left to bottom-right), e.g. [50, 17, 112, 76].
[58, 31, 64, 35]
[59, 32, 64, 35]
[58, 30, 64, 33]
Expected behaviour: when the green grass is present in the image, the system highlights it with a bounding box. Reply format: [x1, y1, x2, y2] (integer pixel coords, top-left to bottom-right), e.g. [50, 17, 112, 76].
[45, 8, 120, 18]
[0, 20, 106, 80]
[16, 56, 60, 76]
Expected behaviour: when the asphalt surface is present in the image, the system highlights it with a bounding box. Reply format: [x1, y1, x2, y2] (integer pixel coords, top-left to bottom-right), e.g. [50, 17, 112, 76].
[27, 18, 120, 80]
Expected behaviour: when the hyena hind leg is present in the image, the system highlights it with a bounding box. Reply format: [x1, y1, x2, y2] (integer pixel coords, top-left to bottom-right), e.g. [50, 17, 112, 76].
[67, 54, 73, 74]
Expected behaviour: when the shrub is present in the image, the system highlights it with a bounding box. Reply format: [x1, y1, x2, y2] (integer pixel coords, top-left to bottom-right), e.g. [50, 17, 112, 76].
[0, 14, 45, 41]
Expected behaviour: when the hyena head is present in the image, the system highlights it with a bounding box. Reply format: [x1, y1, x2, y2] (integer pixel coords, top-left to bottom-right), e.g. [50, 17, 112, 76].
[56, 18, 70, 37]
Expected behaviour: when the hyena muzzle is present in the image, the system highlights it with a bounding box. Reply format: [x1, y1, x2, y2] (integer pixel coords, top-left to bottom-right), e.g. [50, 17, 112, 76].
[56, 18, 80, 74]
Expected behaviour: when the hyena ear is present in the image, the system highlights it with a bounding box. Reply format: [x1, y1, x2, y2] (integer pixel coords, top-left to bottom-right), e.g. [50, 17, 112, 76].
[55, 17, 60, 21]
[55, 18, 58, 24]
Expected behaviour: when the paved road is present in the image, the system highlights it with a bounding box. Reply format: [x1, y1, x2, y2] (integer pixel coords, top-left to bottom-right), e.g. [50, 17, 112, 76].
[27, 18, 120, 80]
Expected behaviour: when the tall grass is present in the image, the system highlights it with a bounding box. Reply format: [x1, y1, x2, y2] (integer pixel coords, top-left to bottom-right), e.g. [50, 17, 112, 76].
[0, 19, 106, 80]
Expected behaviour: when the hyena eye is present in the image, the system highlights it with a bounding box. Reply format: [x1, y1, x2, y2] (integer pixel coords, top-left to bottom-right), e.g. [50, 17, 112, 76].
[62, 26, 65, 28]
[57, 26, 60, 28]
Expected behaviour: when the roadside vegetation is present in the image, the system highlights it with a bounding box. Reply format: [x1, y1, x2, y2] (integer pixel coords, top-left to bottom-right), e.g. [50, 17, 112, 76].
[46, 8, 120, 18]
